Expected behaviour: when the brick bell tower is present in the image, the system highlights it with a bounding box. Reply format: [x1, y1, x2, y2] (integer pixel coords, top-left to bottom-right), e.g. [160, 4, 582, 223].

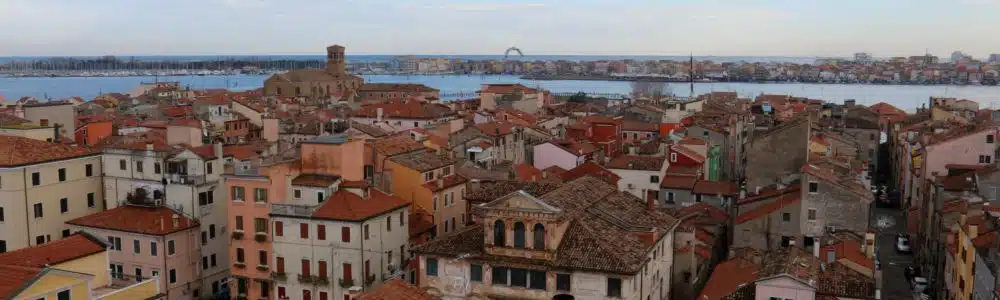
[326, 45, 346, 74]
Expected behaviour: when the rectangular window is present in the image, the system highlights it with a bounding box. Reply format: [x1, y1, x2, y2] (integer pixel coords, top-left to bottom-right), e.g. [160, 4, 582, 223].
[317, 225, 326, 240]
[236, 248, 245, 262]
[202, 256, 209, 270]
[255, 188, 268, 203]
[364, 225, 370, 240]
[808, 209, 817, 220]
[607, 278, 622, 297]
[31, 172, 40, 186]
[151, 241, 157, 256]
[470, 264, 483, 282]
[510, 268, 527, 287]
[782, 212, 791, 222]
[277, 257, 285, 273]
[294, 189, 301, 199]
[650, 175, 659, 183]
[0, 208, 5, 222]
[399, 211, 404, 226]
[556, 273, 571, 291]
[424, 172, 433, 181]
[301, 259, 311, 276]
[211, 254, 217, 267]
[231, 186, 245, 201]
[275, 221, 283, 237]
[808, 181, 819, 193]
[343, 263, 353, 280]
[492, 267, 508, 285]
[60, 198, 68, 213]
[133, 239, 141, 254]
[119, 159, 127, 170]
[167, 240, 175, 255]
[61, 229, 70, 237]
[33, 203, 42, 218]
[341, 227, 350, 242]
[57, 289, 70, 300]
[87, 193, 95, 208]
[58, 168, 66, 181]
[135, 161, 143, 173]
[207, 163, 213, 174]
[529, 270, 546, 290]
[426, 258, 438, 276]
[154, 163, 161, 174]
[254, 218, 267, 234]
[209, 224, 216, 238]
[85, 164, 93, 177]
[387, 216, 392, 232]
[235, 216, 244, 230]
[988, 135, 995, 143]
[317, 192, 325, 203]
[300, 223, 309, 239]
[259, 250, 268, 266]
[318, 260, 328, 278]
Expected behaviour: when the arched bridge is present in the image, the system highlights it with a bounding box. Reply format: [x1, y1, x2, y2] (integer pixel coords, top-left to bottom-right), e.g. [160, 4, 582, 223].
[504, 47, 524, 59]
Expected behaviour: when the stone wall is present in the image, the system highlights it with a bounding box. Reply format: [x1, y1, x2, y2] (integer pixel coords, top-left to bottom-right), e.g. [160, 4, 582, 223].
[745, 117, 810, 190]
[800, 173, 872, 238]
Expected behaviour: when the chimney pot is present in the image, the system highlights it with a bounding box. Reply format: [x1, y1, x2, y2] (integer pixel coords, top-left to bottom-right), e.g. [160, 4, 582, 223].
[171, 214, 180, 228]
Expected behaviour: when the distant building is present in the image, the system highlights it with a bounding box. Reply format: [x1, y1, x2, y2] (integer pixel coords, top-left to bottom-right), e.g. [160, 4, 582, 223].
[263, 45, 364, 100]
[989, 54, 1000, 64]
[854, 52, 873, 64]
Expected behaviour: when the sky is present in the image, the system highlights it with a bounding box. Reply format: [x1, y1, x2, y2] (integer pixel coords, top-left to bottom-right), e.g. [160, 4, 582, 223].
[2, 0, 1000, 57]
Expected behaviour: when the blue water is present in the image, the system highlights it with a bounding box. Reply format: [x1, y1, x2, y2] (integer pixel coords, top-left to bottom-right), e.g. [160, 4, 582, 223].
[0, 55, 823, 64]
[2, 74, 1000, 112]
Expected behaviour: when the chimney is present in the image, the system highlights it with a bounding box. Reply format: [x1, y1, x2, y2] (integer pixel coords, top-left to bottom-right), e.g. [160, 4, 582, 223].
[813, 236, 821, 258]
[646, 195, 656, 211]
[376, 107, 384, 122]
[213, 142, 223, 160]
[171, 214, 180, 229]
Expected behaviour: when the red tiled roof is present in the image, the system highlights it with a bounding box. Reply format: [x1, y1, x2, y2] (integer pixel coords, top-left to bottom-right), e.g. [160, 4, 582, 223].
[542, 165, 567, 176]
[606, 155, 666, 171]
[560, 162, 620, 185]
[358, 279, 435, 300]
[514, 163, 544, 182]
[474, 121, 517, 137]
[0, 265, 43, 299]
[168, 118, 202, 128]
[822, 238, 875, 271]
[291, 174, 342, 187]
[0, 136, 97, 167]
[0, 113, 31, 125]
[371, 134, 426, 156]
[223, 145, 260, 161]
[676, 245, 713, 260]
[736, 192, 801, 224]
[974, 231, 999, 249]
[737, 184, 801, 205]
[679, 136, 707, 145]
[665, 164, 701, 176]
[674, 202, 730, 222]
[355, 102, 455, 120]
[310, 190, 411, 221]
[698, 258, 760, 300]
[0, 233, 105, 268]
[480, 83, 539, 95]
[693, 180, 738, 196]
[188, 144, 219, 160]
[67, 205, 199, 235]
[660, 175, 697, 190]
[548, 140, 597, 156]
[422, 174, 468, 192]
[672, 144, 706, 162]
[623, 119, 658, 132]
[408, 210, 436, 238]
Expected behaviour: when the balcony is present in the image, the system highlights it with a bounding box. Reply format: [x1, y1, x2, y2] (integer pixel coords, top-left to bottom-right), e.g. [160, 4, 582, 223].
[234, 262, 246, 269]
[254, 232, 267, 242]
[338, 278, 355, 288]
[165, 173, 208, 185]
[364, 274, 376, 285]
[271, 271, 287, 281]
[256, 264, 269, 271]
[316, 276, 330, 285]
[297, 274, 316, 284]
[232, 230, 244, 240]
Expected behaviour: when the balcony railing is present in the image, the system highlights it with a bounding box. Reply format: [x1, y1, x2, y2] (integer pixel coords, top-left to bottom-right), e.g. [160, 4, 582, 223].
[297, 274, 316, 284]
[316, 276, 330, 285]
[271, 271, 287, 281]
[165, 173, 208, 185]
[254, 232, 267, 242]
[234, 262, 247, 269]
[232, 230, 244, 240]
[338, 278, 355, 288]
[256, 264, 269, 271]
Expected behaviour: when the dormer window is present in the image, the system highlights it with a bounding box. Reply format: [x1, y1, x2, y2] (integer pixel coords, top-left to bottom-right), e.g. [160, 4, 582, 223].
[493, 220, 506, 247]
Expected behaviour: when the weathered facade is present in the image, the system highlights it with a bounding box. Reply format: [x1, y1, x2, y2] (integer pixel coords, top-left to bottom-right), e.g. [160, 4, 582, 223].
[263, 45, 364, 101]
[745, 116, 811, 190]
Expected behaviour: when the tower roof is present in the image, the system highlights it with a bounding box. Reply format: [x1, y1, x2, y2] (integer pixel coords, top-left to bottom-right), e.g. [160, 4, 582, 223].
[327, 45, 345, 51]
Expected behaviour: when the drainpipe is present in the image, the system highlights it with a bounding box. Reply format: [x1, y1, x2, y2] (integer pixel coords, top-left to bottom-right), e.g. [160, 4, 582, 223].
[22, 168, 32, 247]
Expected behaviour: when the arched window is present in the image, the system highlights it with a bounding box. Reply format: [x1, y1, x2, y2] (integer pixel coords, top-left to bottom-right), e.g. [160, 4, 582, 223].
[513, 222, 526, 248]
[295, 87, 301, 95]
[493, 220, 506, 247]
[533, 224, 545, 250]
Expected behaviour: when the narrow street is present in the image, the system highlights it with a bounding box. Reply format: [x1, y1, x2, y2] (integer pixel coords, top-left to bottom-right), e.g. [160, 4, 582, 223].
[873, 206, 915, 300]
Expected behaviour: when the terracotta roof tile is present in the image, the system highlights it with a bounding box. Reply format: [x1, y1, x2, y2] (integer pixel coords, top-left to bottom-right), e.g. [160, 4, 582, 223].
[291, 174, 341, 187]
[349, 121, 390, 138]
[606, 155, 666, 171]
[223, 145, 261, 161]
[0, 113, 30, 125]
[513, 163, 544, 182]
[672, 144, 706, 162]
[560, 162, 620, 185]
[0, 136, 97, 167]
[0, 233, 106, 268]
[822, 238, 875, 271]
[390, 151, 457, 172]
[674, 203, 730, 222]
[0, 265, 43, 299]
[358, 279, 435, 300]
[693, 180, 738, 196]
[474, 121, 517, 137]
[422, 174, 468, 192]
[548, 140, 597, 156]
[67, 205, 200, 235]
[310, 190, 410, 221]
[622, 119, 658, 132]
[698, 258, 760, 300]
[665, 164, 701, 176]
[735, 192, 801, 224]
[355, 102, 455, 120]
[371, 134, 426, 156]
[661, 175, 697, 189]
[168, 118, 202, 128]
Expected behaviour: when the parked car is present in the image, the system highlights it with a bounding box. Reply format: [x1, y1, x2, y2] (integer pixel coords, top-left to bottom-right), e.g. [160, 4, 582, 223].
[912, 277, 928, 292]
[896, 234, 911, 253]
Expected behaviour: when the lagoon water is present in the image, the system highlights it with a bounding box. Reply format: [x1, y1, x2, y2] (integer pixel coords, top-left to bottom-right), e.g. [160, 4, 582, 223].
[2, 74, 1000, 111]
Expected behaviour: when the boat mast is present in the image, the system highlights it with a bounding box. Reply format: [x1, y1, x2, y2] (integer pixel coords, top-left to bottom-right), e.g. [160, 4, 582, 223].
[689, 53, 695, 98]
